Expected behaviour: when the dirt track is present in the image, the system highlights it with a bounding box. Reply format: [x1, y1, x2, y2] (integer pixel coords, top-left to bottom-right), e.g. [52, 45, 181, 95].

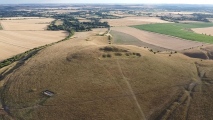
[111, 27, 206, 51]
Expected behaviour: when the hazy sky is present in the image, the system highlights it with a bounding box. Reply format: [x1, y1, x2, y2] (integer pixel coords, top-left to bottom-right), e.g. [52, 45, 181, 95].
[1, 0, 213, 4]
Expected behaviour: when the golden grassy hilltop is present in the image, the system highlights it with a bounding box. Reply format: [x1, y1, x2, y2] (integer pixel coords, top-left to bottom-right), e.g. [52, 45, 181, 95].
[0, 28, 213, 120]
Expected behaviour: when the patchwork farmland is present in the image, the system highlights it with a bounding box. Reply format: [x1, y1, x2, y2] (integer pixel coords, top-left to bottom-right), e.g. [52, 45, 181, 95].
[133, 23, 213, 43]
[1, 4, 213, 120]
[0, 18, 68, 61]
[111, 27, 205, 51]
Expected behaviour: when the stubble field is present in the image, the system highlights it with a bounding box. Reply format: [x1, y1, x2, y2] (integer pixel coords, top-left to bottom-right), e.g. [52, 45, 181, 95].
[111, 27, 205, 51]
[0, 18, 54, 30]
[0, 18, 68, 61]
[101, 17, 169, 26]
[192, 27, 213, 36]
[110, 30, 168, 51]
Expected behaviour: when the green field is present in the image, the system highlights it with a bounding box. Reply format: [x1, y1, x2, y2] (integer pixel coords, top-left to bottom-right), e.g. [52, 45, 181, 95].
[132, 23, 213, 43]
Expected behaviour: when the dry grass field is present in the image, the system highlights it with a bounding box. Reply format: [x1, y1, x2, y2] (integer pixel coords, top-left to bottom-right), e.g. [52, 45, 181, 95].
[101, 17, 169, 26]
[2, 17, 42, 20]
[1, 27, 213, 120]
[0, 30, 67, 61]
[52, 10, 79, 14]
[111, 27, 205, 51]
[192, 27, 213, 36]
[0, 18, 54, 30]
[0, 17, 68, 61]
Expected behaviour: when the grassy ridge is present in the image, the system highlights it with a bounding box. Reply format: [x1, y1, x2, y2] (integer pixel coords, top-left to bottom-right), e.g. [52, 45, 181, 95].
[132, 23, 213, 43]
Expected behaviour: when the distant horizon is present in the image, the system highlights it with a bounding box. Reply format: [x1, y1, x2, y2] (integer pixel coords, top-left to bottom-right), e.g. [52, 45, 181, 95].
[1, 0, 213, 5]
[1, 3, 213, 5]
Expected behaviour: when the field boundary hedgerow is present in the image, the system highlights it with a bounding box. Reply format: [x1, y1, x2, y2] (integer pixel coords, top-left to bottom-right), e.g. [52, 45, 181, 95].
[132, 23, 213, 43]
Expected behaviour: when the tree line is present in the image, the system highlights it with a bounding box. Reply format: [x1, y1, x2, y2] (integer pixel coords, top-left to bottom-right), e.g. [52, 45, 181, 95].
[160, 14, 210, 23]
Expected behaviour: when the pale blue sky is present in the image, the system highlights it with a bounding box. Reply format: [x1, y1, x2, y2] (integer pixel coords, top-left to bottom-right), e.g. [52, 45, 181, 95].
[0, 0, 213, 4]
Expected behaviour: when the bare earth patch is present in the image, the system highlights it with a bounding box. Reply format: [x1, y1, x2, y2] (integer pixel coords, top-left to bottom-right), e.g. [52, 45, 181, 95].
[111, 27, 205, 51]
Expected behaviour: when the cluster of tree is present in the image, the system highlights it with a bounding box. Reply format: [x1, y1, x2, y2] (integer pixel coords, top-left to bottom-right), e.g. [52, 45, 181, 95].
[160, 14, 210, 23]
[94, 12, 121, 19]
[192, 13, 213, 19]
[47, 15, 109, 32]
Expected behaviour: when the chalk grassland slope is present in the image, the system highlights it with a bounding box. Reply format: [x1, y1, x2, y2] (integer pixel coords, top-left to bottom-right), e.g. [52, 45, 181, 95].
[192, 27, 213, 36]
[111, 27, 204, 51]
[133, 23, 213, 43]
[110, 30, 168, 51]
[0, 31, 68, 61]
[2, 29, 213, 120]
[0, 18, 54, 30]
[101, 17, 169, 27]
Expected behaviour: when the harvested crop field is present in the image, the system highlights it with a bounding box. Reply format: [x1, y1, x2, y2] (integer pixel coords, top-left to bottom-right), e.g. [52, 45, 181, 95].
[2, 17, 42, 20]
[0, 31, 68, 61]
[101, 17, 169, 26]
[0, 18, 54, 30]
[192, 27, 213, 36]
[111, 27, 205, 51]
[110, 30, 168, 51]
[133, 23, 213, 43]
